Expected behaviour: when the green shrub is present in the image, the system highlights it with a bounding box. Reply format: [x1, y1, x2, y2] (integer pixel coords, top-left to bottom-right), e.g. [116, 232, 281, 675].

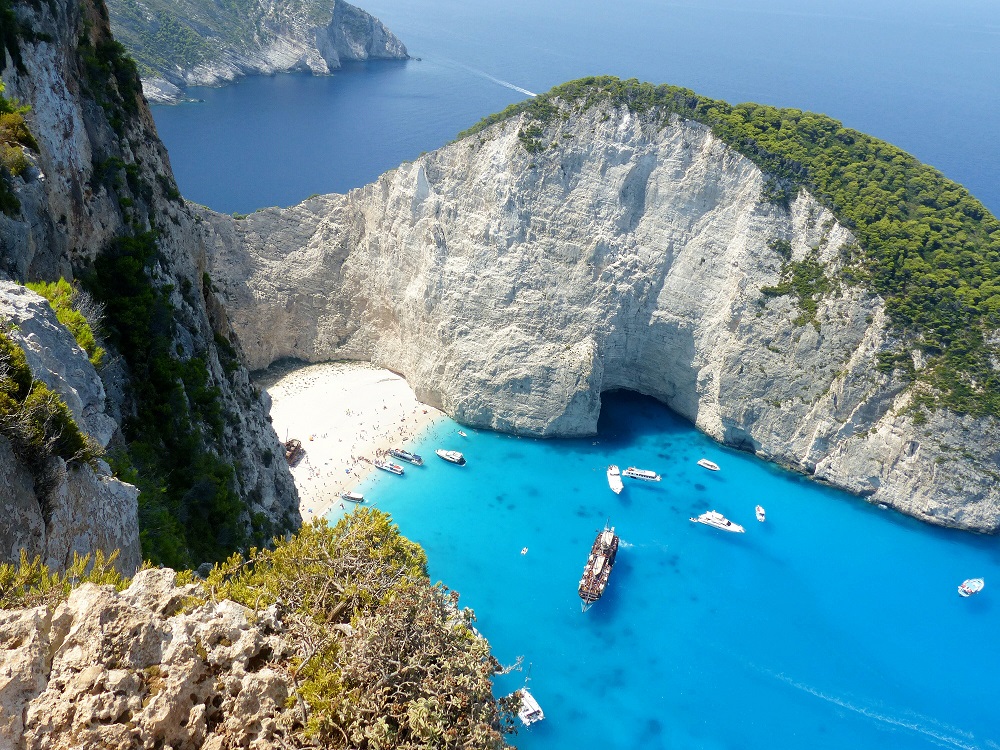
[26, 278, 106, 367]
[0, 548, 128, 609]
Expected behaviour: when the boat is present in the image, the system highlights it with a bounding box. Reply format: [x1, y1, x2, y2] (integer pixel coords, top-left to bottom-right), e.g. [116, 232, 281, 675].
[339, 490, 364, 503]
[388, 447, 423, 465]
[623, 466, 661, 482]
[689, 510, 745, 533]
[697, 458, 720, 471]
[958, 578, 984, 597]
[607, 465, 624, 494]
[373, 459, 404, 475]
[284, 438, 303, 465]
[517, 687, 545, 726]
[755, 505, 766, 522]
[436, 449, 467, 466]
[578, 522, 620, 612]
[457, 430, 468, 437]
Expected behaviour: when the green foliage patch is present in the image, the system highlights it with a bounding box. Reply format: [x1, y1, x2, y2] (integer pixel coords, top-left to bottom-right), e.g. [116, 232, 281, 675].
[761, 250, 832, 329]
[0, 549, 128, 609]
[206, 511, 516, 748]
[0, 81, 36, 216]
[459, 76, 1000, 417]
[83, 232, 246, 569]
[26, 278, 106, 367]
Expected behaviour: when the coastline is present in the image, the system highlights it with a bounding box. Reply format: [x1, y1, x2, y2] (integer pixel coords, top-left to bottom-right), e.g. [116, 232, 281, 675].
[260, 361, 446, 521]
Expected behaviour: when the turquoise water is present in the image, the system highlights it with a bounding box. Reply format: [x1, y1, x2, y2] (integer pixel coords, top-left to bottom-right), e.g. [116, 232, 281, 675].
[152, 0, 1000, 215]
[342, 391, 1000, 749]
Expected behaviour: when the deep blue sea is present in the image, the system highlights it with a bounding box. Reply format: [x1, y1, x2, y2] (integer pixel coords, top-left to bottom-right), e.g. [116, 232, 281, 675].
[345, 392, 1000, 750]
[152, 0, 1000, 216]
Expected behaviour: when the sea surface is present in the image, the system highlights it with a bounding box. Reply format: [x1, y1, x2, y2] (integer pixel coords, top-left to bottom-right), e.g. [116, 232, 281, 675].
[346, 391, 1000, 749]
[151, 0, 1000, 216]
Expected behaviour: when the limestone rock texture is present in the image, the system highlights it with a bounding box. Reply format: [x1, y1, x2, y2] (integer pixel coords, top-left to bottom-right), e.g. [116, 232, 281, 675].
[202, 105, 1000, 532]
[106, 0, 408, 104]
[0, 569, 296, 750]
[0, 0, 300, 569]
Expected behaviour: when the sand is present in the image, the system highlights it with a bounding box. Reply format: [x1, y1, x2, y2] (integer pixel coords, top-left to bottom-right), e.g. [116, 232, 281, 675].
[261, 361, 445, 520]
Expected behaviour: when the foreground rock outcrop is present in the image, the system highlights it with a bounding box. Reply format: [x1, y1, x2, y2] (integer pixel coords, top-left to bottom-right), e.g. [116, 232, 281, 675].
[0, 568, 296, 749]
[202, 101, 1000, 532]
[107, 0, 408, 104]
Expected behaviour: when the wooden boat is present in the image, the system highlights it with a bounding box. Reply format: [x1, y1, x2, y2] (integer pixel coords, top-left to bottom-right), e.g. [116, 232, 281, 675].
[284, 438, 303, 465]
[578, 522, 620, 612]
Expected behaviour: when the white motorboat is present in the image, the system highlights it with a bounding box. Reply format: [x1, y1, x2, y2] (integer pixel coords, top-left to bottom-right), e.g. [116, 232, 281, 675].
[517, 687, 545, 726]
[607, 465, 624, 494]
[373, 459, 404, 475]
[689, 510, 745, 533]
[388, 448, 423, 465]
[623, 466, 661, 481]
[958, 578, 984, 597]
[436, 449, 467, 466]
[697, 458, 720, 471]
[457, 430, 468, 437]
[339, 490, 364, 503]
[755, 505, 766, 522]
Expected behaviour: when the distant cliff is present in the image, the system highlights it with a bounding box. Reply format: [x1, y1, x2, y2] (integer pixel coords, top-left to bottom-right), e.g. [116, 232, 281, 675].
[201, 79, 1000, 534]
[106, 0, 408, 103]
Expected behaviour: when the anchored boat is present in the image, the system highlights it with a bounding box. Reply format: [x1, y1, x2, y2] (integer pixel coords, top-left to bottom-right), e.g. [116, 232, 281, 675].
[436, 449, 467, 466]
[623, 466, 661, 481]
[339, 490, 364, 503]
[373, 459, 404, 475]
[755, 505, 766, 522]
[517, 688, 545, 726]
[607, 465, 624, 494]
[689, 510, 745, 533]
[958, 578, 984, 597]
[697, 458, 720, 471]
[389, 447, 423, 465]
[578, 522, 620, 612]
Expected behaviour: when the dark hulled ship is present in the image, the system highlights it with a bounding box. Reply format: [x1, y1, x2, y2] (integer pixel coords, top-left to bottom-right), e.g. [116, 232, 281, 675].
[578, 522, 620, 612]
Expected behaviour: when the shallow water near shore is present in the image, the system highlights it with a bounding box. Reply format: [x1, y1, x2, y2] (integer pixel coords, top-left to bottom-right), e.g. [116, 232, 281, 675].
[342, 390, 1000, 749]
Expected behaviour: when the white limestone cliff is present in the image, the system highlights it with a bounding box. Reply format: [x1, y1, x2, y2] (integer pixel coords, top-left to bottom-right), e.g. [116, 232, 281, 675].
[201, 105, 1000, 533]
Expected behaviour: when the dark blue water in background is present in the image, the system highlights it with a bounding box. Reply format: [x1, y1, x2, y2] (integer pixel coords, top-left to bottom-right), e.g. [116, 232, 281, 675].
[152, 0, 1000, 215]
[343, 391, 1000, 749]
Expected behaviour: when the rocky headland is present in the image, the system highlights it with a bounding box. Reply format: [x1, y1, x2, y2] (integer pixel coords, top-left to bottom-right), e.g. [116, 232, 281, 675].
[200, 82, 1000, 533]
[106, 0, 408, 104]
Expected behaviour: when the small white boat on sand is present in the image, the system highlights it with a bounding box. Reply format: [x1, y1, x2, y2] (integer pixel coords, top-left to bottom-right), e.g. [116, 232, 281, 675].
[373, 459, 404, 475]
[607, 465, 624, 494]
[697, 458, 720, 471]
[689, 510, 745, 533]
[339, 490, 364, 503]
[958, 578, 984, 597]
[755, 505, 766, 522]
[436, 449, 467, 466]
[623, 466, 661, 481]
[517, 687, 545, 726]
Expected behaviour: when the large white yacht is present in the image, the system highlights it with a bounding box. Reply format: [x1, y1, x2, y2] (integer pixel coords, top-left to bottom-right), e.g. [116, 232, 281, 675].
[689, 510, 745, 533]
[623, 466, 661, 481]
[436, 449, 467, 466]
[607, 465, 624, 494]
[697, 458, 720, 471]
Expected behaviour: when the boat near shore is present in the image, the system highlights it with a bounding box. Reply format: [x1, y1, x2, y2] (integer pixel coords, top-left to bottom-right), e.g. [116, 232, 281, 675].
[389, 447, 423, 465]
[578, 522, 620, 612]
[374, 459, 404, 475]
[517, 688, 545, 726]
[436, 449, 467, 466]
[340, 490, 364, 503]
[623, 466, 661, 481]
[958, 578, 984, 597]
[697, 458, 720, 471]
[689, 510, 745, 533]
[607, 465, 623, 494]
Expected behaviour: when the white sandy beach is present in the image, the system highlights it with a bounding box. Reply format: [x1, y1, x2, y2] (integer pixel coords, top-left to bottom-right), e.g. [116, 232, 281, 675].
[262, 361, 445, 520]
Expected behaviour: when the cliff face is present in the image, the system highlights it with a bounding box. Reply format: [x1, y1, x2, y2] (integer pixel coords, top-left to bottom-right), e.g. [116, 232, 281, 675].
[106, 0, 408, 104]
[202, 105, 1000, 533]
[1, 0, 300, 569]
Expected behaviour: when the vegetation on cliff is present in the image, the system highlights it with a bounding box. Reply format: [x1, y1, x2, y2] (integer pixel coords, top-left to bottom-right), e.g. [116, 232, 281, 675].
[460, 76, 1000, 419]
[26, 279, 106, 367]
[0, 81, 37, 215]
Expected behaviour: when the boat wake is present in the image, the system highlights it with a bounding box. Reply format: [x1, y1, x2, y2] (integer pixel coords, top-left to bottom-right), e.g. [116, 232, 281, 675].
[438, 57, 536, 97]
[769, 671, 985, 750]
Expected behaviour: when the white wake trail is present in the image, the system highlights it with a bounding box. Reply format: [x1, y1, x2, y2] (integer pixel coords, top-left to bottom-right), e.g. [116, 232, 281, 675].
[438, 58, 536, 97]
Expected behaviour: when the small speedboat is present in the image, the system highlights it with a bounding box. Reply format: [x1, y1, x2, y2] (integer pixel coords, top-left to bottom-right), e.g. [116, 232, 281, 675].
[607, 465, 624, 494]
[436, 449, 467, 466]
[517, 687, 545, 726]
[389, 447, 423, 465]
[689, 510, 745, 533]
[373, 459, 404, 475]
[340, 490, 364, 503]
[457, 430, 468, 437]
[958, 578, 984, 597]
[755, 505, 766, 522]
[697, 458, 720, 471]
[623, 466, 661, 481]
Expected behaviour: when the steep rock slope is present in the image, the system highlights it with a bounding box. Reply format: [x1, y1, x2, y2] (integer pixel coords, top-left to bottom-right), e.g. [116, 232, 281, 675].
[0, 0, 299, 568]
[202, 102, 1000, 532]
[107, 0, 408, 103]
